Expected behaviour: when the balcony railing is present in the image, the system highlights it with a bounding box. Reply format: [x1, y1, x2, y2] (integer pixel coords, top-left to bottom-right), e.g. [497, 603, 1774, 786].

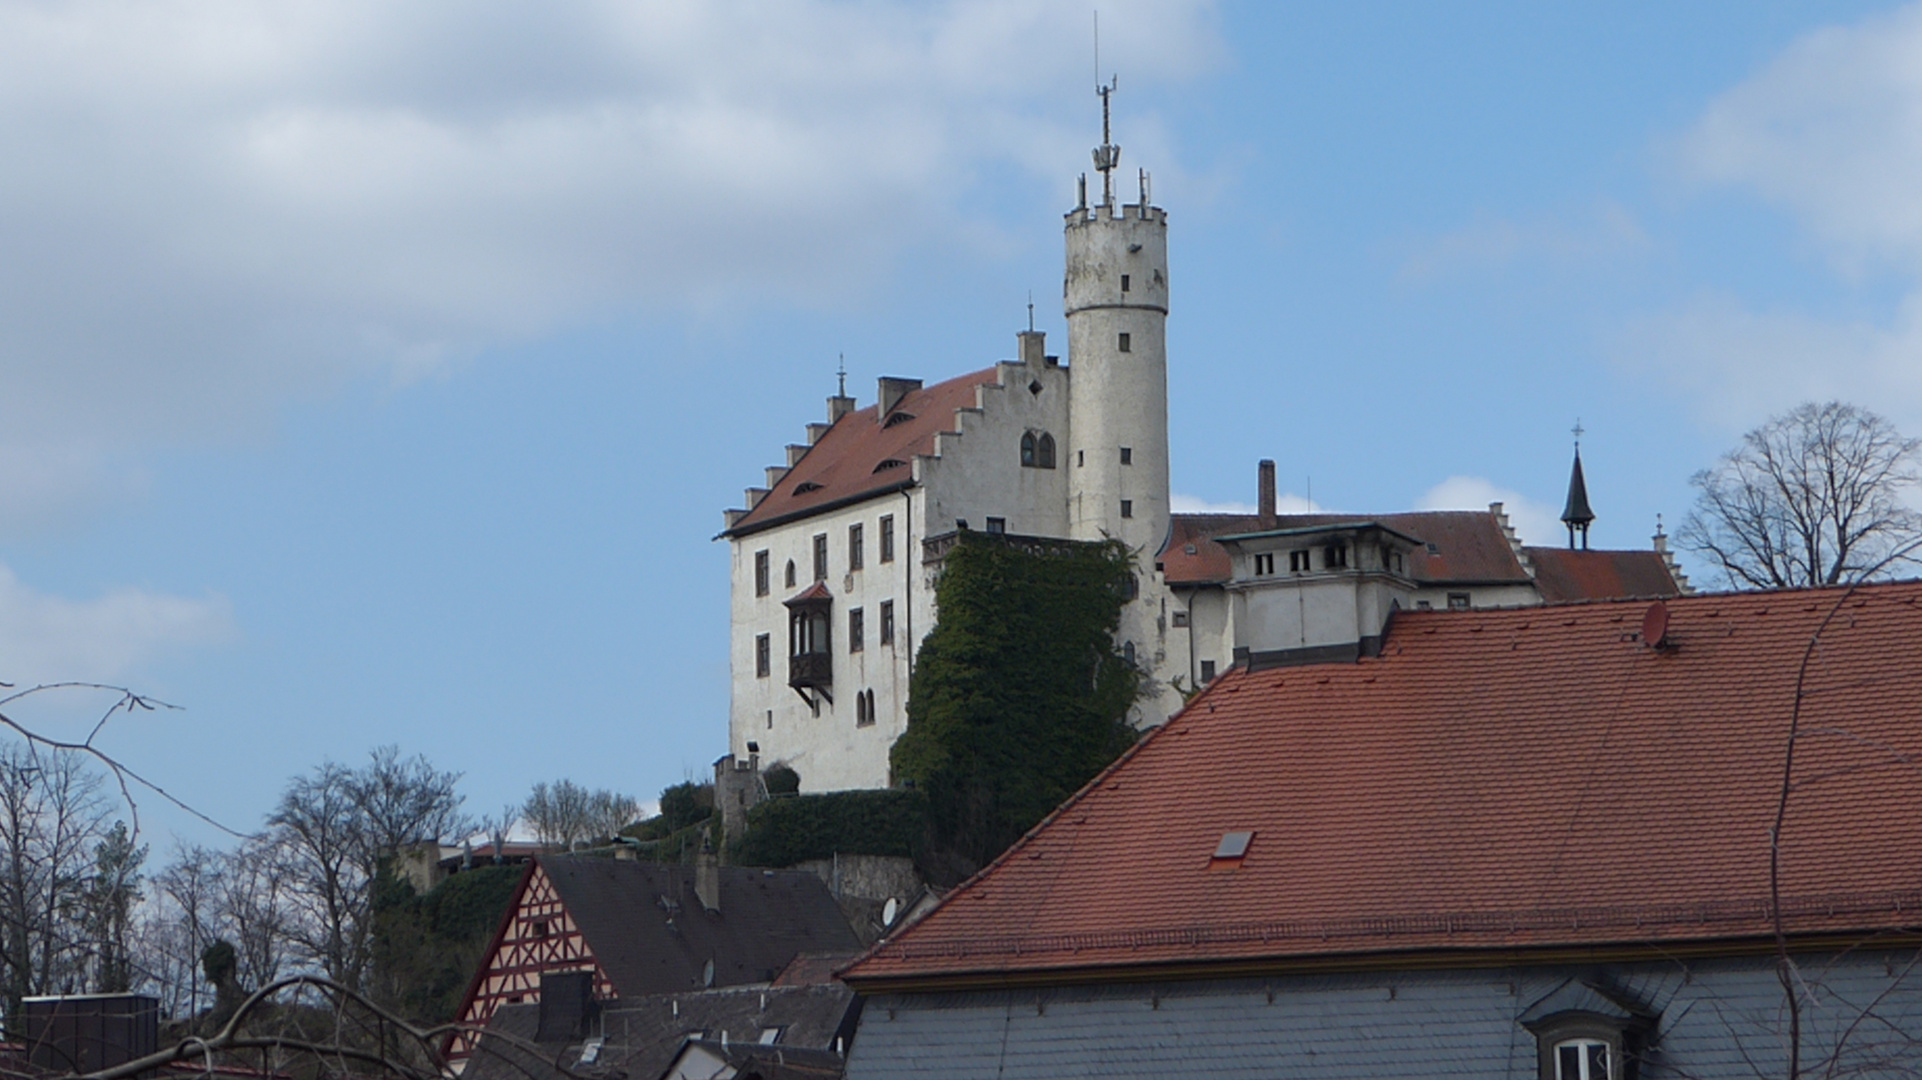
[788, 650, 832, 690]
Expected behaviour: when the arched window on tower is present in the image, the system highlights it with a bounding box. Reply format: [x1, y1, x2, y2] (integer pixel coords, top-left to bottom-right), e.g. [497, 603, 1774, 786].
[785, 560, 797, 588]
[1037, 433, 1056, 469]
[1020, 432, 1037, 467]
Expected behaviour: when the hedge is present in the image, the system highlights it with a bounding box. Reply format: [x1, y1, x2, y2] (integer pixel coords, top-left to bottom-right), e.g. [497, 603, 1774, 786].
[728, 789, 927, 868]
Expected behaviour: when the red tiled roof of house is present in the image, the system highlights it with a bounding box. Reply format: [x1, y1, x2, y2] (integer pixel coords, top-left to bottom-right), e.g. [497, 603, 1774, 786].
[845, 581, 1922, 987]
[1524, 546, 1680, 603]
[724, 368, 1000, 536]
[1161, 510, 1531, 586]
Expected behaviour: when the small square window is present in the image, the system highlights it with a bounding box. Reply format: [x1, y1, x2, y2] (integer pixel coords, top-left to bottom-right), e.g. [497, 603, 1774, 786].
[1120, 447, 1132, 465]
[1172, 610, 1189, 627]
[956, 518, 969, 530]
[1118, 332, 1132, 352]
[985, 517, 1006, 534]
[755, 634, 770, 678]
[849, 608, 864, 653]
[1448, 593, 1471, 611]
[879, 600, 894, 645]
[754, 550, 770, 597]
[531, 920, 549, 939]
[1120, 500, 1133, 518]
[880, 515, 895, 562]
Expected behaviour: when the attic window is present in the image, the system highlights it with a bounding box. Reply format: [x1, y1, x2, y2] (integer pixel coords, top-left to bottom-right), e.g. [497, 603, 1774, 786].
[1213, 831, 1253, 860]
[1426, 542, 1440, 554]
[873, 458, 907, 473]
[1184, 544, 1197, 555]
[794, 481, 824, 494]
[883, 411, 916, 428]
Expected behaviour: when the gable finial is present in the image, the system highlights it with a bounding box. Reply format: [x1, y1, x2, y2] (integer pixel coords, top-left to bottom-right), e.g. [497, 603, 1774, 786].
[1572, 417, 1585, 450]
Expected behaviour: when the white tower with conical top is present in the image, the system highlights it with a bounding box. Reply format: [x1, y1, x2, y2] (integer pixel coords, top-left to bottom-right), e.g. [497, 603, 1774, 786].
[1065, 78, 1170, 562]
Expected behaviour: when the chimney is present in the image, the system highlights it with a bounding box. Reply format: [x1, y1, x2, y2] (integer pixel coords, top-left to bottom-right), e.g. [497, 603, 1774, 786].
[877, 377, 923, 419]
[1257, 460, 1277, 530]
[828, 394, 856, 423]
[535, 972, 596, 1042]
[694, 834, 721, 913]
[1018, 330, 1046, 368]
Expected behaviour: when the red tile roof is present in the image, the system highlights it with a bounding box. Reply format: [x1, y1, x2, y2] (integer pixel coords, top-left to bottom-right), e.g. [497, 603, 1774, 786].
[845, 581, 1922, 987]
[724, 368, 1000, 537]
[1524, 546, 1681, 603]
[1161, 510, 1531, 586]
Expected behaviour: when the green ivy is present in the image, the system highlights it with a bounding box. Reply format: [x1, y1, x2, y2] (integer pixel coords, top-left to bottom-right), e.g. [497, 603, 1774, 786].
[370, 863, 521, 1023]
[889, 532, 1140, 880]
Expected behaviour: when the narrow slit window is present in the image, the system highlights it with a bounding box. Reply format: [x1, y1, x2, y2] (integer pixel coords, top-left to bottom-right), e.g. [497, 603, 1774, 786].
[755, 634, 770, 678]
[849, 608, 864, 653]
[1121, 273, 1131, 292]
[1118, 332, 1132, 353]
[1120, 500, 1133, 518]
[879, 515, 895, 562]
[754, 550, 770, 597]
[848, 523, 864, 571]
[785, 560, 796, 588]
[879, 600, 894, 645]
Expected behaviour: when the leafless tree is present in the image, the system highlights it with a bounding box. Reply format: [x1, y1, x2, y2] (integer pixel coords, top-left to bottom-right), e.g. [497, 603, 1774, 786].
[521, 780, 639, 851]
[0, 743, 109, 1023]
[1680, 401, 1922, 589]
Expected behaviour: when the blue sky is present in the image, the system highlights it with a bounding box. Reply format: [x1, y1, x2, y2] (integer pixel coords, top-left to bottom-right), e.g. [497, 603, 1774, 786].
[2, 0, 1917, 848]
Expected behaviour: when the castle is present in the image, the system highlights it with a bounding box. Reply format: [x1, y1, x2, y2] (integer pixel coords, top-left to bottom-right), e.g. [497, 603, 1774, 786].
[719, 89, 1684, 793]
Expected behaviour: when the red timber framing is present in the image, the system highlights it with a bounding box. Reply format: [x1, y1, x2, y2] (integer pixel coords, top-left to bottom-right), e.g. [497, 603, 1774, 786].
[445, 861, 616, 1066]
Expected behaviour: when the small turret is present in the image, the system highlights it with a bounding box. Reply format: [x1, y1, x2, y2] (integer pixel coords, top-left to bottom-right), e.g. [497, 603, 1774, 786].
[1562, 423, 1594, 550]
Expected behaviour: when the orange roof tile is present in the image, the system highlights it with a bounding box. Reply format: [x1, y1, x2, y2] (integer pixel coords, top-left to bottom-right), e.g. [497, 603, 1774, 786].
[724, 369, 999, 537]
[846, 581, 1922, 987]
[1161, 510, 1530, 586]
[1524, 546, 1680, 603]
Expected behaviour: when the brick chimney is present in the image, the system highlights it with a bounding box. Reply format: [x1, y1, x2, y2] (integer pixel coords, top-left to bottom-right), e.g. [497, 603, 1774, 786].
[1258, 459, 1277, 530]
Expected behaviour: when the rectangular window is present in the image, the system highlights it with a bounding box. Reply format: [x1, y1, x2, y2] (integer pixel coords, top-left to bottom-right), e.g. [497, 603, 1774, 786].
[754, 550, 770, 597]
[813, 534, 828, 581]
[1254, 552, 1275, 576]
[880, 600, 895, 645]
[1120, 447, 1132, 465]
[1172, 610, 1189, 628]
[1447, 592, 1471, 611]
[755, 634, 770, 678]
[1120, 500, 1133, 518]
[879, 515, 895, 562]
[1200, 660, 1217, 683]
[849, 608, 864, 653]
[1118, 332, 1132, 352]
[1121, 273, 1131, 292]
[849, 523, 864, 571]
[1323, 544, 1348, 569]
[1290, 550, 1311, 572]
[985, 517, 1006, 534]
[1077, 450, 1085, 467]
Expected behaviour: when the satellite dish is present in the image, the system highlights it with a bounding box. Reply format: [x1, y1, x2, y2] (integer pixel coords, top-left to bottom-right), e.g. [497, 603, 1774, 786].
[703, 959, 715, 988]
[1643, 601, 1670, 649]
[882, 897, 899, 926]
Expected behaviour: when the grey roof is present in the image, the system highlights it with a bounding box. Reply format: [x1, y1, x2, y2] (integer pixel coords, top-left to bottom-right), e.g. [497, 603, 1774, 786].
[466, 983, 858, 1080]
[665, 1040, 847, 1080]
[538, 856, 861, 997]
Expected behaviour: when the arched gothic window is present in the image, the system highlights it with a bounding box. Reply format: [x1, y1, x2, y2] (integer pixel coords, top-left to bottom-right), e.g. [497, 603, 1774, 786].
[1037, 433, 1056, 469]
[1020, 432, 1037, 467]
[785, 560, 797, 588]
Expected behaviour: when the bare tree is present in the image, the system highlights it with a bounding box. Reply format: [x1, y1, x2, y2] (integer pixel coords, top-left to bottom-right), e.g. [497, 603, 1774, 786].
[0, 744, 109, 1023]
[1680, 401, 1922, 589]
[522, 779, 640, 851]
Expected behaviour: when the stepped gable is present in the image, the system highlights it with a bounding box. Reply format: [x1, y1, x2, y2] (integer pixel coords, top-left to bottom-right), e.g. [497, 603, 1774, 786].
[1525, 546, 1680, 603]
[724, 367, 999, 536]
[540, 857, 862, 996]
[844, 581, 1922, 987]
[1161, 509, 1530, 586]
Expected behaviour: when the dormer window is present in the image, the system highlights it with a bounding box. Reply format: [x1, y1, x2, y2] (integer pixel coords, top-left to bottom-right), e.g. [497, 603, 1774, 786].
[873, 458, 908, 474]
[794, 481, 824, 494]
[1323, 544, 1348, 569]
[1289, 550, 1311, 572]
[1555, 1040, 1610, 1080]
[1521, 979, 1655, 1080]
[883, 411, 916, 428]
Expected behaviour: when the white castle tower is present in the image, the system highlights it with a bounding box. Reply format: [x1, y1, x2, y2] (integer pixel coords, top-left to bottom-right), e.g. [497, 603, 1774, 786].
[1065, 80, 1170, 559]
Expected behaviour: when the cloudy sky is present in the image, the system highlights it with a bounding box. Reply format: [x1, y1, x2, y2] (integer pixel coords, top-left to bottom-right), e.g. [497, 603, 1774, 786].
[1, 0, 1916, 844]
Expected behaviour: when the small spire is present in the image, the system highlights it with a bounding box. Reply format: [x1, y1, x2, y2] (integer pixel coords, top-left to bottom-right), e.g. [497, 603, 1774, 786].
[1561, 426, 1595, 550]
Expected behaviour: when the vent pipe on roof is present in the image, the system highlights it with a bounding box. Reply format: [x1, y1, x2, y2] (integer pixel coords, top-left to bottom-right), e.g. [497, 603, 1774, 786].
[1257, 460, 1277, 530]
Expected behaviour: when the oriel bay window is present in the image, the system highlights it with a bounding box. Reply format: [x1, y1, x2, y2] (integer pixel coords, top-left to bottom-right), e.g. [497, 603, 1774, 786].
[784, 584, 833, 704]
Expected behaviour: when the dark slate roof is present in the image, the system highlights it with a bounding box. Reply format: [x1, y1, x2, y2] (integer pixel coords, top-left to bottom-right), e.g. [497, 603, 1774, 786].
[539, 857, 861, 997]
[668, 1041, 848, 1080]
[1562, 449, 1595, 527]
[1522, 547, 1680, 603]
[1161, 510, 1532, 587]
[466, 984, 858, 1080]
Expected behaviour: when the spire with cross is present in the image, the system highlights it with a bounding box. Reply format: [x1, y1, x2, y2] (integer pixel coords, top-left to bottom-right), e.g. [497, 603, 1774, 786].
[1561, 419, 1594, 549]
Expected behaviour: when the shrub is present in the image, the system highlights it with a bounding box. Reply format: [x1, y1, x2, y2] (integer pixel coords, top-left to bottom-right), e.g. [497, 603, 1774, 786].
[728, 789, 927, 868]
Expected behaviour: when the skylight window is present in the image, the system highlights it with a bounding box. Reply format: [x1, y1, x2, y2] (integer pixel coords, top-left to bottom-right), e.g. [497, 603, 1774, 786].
[1213, 831, 1253, 860]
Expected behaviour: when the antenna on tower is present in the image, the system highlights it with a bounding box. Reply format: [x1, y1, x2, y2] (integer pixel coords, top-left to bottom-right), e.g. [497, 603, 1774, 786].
[837, 354, 846, 398]
[1091, 12, 1120, 208]
[1027, 292, 1035, 332]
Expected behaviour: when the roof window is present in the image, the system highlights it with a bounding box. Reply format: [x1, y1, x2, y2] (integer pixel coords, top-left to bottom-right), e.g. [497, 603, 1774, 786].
[883, 411, 916, 428]
[873, 458, 907, 473]
[1213, 831, 1253, 860]
[794, 481, 824, 494]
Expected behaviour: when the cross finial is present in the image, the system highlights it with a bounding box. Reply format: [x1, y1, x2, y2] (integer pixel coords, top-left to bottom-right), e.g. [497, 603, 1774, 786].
[837, 354, 846, 398]
[1572, 418, 1585, 449]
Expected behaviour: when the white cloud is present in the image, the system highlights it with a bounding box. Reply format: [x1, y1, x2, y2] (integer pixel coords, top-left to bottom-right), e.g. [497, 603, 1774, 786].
[1171, 492, 1319, 515]
[1634, 3, 1922, 430]
[1416, 476, 1560, 549]
[1400, 199, 1650, 283]
[0, 0, 1224, 531]
[0, 563, 233, 685]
